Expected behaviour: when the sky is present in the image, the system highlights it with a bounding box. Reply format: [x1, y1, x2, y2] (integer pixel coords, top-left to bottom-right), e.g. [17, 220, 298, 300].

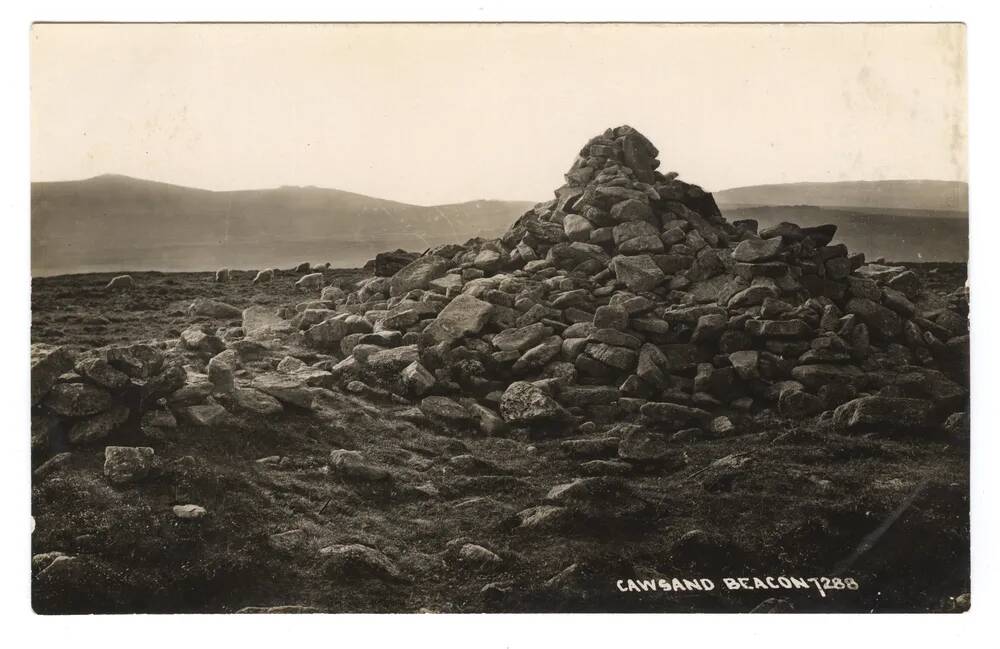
[31, 23, 967, 205]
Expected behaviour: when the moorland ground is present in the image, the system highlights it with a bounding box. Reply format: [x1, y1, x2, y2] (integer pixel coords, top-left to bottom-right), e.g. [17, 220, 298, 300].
[30, 262, 970, 614]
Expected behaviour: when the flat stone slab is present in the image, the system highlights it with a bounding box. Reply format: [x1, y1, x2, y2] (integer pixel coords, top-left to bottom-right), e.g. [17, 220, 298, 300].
[243, 306, 294, 341]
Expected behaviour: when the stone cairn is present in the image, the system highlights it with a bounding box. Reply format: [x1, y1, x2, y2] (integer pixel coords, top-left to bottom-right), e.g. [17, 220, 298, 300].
[31, 125, 970, 469]
[301, 125, 969, 439]
[31, 343, 186, 469]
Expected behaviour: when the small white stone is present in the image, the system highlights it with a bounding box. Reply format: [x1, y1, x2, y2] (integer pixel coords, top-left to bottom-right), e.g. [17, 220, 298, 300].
[173, 504, 207, 519]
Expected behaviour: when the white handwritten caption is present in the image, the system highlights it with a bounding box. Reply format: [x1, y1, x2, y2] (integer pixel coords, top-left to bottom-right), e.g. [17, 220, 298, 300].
[616, 576, 859, 598]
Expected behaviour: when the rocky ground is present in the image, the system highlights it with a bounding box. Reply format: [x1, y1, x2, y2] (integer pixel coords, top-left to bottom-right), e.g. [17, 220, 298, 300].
[31, 127, 970, 614]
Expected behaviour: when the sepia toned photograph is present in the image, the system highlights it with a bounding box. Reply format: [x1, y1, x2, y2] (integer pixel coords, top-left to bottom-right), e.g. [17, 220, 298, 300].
[29, 22, 970, 614]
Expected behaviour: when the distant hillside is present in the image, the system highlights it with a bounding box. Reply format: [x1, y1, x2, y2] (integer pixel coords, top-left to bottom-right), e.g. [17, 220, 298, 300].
[32, 175, 970, 275]
[715, 180, 968, 214]
[31, 175, 533, 275]
[722, 205, 967, 263]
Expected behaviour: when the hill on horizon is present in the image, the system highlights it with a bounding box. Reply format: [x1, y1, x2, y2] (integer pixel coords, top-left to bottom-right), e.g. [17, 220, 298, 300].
[714, 179, 968, 213]
[31, 175, 534, 276]
[31, 175, 968, 276]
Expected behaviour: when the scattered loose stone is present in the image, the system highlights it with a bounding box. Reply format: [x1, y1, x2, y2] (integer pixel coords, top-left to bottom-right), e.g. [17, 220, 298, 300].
[420, 396, 476, 425]
[458, 543, 503, 566]
[329, 449, 392, 482]
[180, 402, 232, 427]
[172, 504, 208, 520]
[269, 529, 307, 553]
[207, 349, 239, 393]
[232, 388, 284, 415]
[320, 544, 404, 581]
[833, 396, 934, 433]
[33, 452, 72, 479]
[103, 446, 155, 485]
[251, 372, 317, 408]
[616, 425, 671, 464]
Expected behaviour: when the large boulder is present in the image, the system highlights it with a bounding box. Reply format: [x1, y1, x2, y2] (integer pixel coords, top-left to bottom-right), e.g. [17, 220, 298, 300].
[610, 255, 666, 292]
[373, 250, 420, 277]
[610, 199, 653, 223]
[616, 425, 672, 464]
[232, 388, 284, 416]
[563, 214, 594, 241]
[180, 326, 225, 354]
[549, 242, 610, 272]
[733, 237, 782, 263]
[832, 396, 934, 433]
[74, 352, 130, 390]
[104, 344, 164, 379]
[492, 322, 551, 352]
[242, 306, 294, 340]
[321, 285, 346, 302]
[366, 345, 421, 375]
[299, 308, 337, 330]
[759, 221, 804, 242]
[512, 336, 563, 374]
[42, 383, 112, 417]
[583, 342, 637, 373]
[305, 318, 350, 348]
[423, 294, 494, 344]
[892, 368, 967, 411]
[778, 389, 824, 418]
[845, 298, 903, 339]
[728, 350, 760, 380]
[401, 361, 436, 396]
[320, 544, 404, 581]
[250, 372, 317, 409]
[420, 396, 476, 425]
[473, 249, 505, 274]
[207, 349, 238, 394]
[790, 364, 863, 391]
[613, 221, 664, 255]
[140, 363, 187, 403]
[68, 405, 130, 445]
[499, 381, 571, 425]
[31, 344, 74, 405]
[389, 255, 449, 297]
[621, 128, 658, 182]
[179, 403, 233, 427]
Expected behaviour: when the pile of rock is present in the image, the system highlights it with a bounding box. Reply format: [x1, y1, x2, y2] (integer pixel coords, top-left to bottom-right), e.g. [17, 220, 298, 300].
[33, 126, 969, 458]
[31, 342, 186, 451]
[263, 125, 968, 440]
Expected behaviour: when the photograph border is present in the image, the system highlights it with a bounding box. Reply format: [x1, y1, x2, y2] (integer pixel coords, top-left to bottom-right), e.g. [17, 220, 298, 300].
[5, 1, 996, 647]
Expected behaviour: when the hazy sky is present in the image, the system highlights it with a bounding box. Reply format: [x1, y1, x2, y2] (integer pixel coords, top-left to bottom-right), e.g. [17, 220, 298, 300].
[31, 23, 966, 205]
